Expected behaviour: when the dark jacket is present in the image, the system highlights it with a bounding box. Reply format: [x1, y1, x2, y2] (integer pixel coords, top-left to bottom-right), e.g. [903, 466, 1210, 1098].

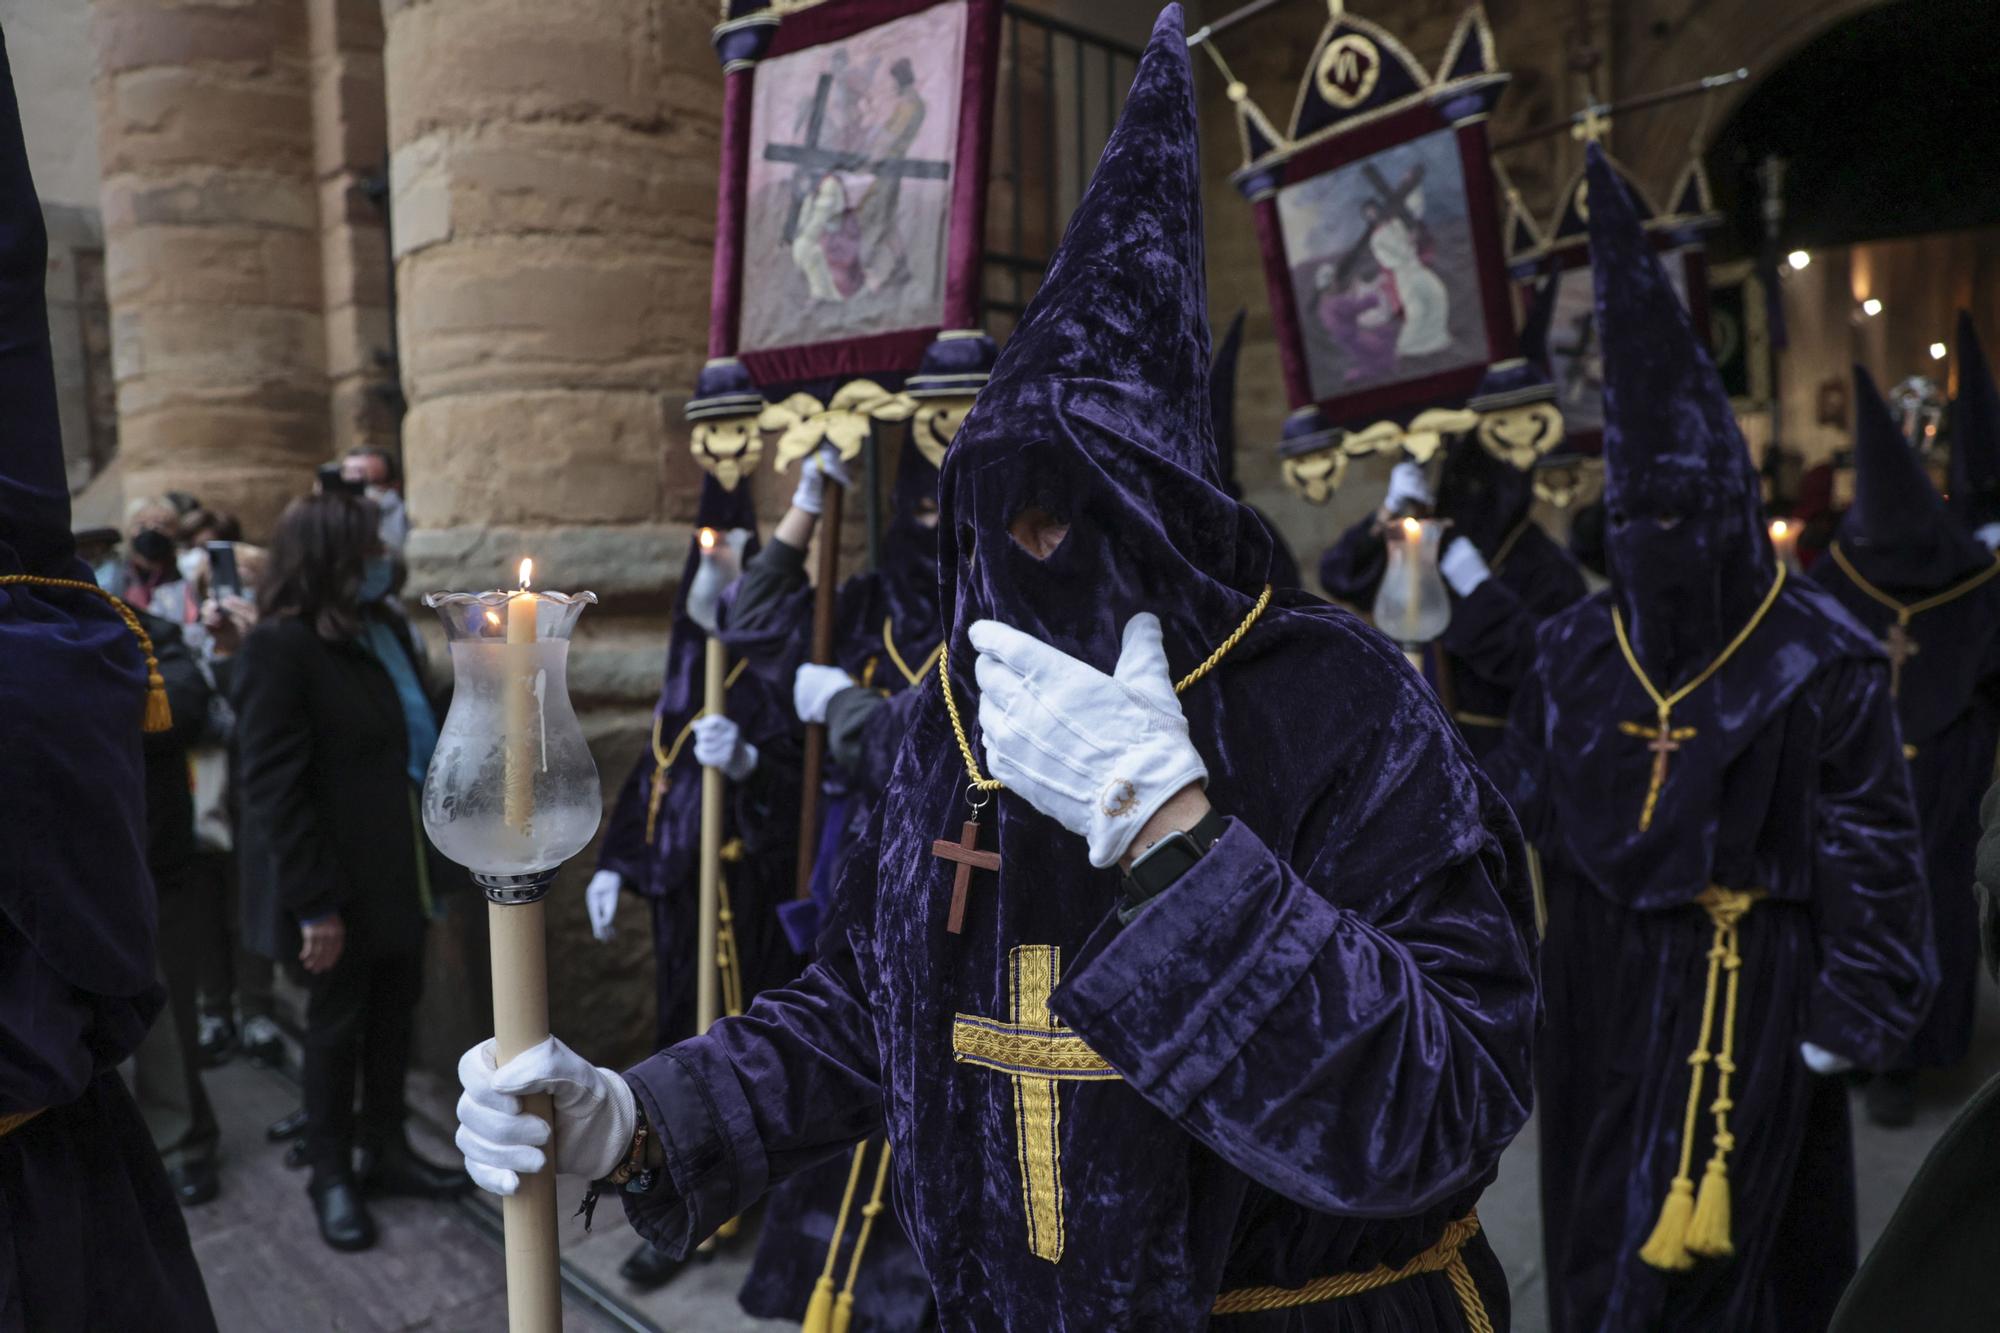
[231, 609, 453, 962]
[136, 611, 212, 887]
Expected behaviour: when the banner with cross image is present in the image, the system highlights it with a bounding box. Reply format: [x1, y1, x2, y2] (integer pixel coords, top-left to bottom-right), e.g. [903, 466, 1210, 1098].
[687, 0, 1004, 490]
[1214, 6, 1530, 505]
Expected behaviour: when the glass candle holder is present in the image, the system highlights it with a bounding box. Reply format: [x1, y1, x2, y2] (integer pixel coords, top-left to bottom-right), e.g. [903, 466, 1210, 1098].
[422, 584, 601, 897]
[1373, 517, 1453, 647]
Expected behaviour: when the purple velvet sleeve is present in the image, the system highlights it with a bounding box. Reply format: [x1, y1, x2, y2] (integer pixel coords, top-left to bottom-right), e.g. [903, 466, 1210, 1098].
[1806, 655, 1938, 1068]
[1483, 654, 1558, 844]
[1437, 577, 1538, 696]
[1052, 815, 1536, 1217]
[1317, 516, 1386, 608]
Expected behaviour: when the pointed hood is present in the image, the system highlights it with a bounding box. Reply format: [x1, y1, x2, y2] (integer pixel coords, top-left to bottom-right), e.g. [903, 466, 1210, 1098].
[1211, 309, 1246, 499]
[1949, 311, 2000, 531]
[1589, 143, 1773, 678]
[1840, 363, 1990, 591]
[939, 4, 1271, 677]
[879, 432, 942, 648]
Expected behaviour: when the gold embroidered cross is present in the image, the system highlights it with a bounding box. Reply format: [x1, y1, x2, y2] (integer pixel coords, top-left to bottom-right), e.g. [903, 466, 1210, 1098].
[950, 945, 1120, 1263]
[1618, 707, 1698, 833]
[1881, 618, 1919, 698]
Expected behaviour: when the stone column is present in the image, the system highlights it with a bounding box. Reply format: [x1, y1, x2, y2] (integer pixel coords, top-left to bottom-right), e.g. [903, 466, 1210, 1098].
[90, 0, 328, 536]
[383, 0, 726, 1067]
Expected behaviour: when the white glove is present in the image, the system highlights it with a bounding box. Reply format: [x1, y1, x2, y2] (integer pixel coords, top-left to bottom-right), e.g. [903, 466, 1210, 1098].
[969, 613, 1207, 869]
[692, 713, 757, 781]
[790, 445, 853, 516]
[455, 1036, 636, 1196]
[585, 870, 620, 943]
[1975, 522, 2000, 552]
[1799, 1041, 1854, 1076]
[1383, 460, 1434, 514]
[794, 662, 857, 725]
[1440, 536, 1492, 597]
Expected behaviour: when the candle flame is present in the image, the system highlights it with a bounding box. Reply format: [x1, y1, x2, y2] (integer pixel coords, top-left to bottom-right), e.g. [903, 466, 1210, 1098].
[698, 527, 717, 552]
[1400, 517, 1423, 538]
[1770, 519, 1790, 538]
[518, 558, 533, 591]
[484, 609, 502, 627]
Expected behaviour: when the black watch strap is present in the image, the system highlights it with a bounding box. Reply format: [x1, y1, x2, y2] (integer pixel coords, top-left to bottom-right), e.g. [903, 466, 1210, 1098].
[1119, 808, 1228, 923]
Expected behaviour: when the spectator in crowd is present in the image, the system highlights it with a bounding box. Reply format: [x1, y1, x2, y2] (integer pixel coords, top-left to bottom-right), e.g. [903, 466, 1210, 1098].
[119, 496, 181, 609]
[339, 446, 408, 551]
[232, 491, 466, 1253]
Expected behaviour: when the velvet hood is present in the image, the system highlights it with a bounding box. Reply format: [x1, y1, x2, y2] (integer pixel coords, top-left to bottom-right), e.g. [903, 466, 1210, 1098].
[1950, 310, 2000, 532]
[938, 6, 1273, 686]
[877, 433, 942, 653]
[1590, 144, 1776, 681]
[1839, 362, 1992, 592]
[0, 27, 156, 1005]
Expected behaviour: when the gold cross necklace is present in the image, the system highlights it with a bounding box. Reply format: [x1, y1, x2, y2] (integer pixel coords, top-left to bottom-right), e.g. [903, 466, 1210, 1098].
[1825, 542, 2000, 698]
[1611, 564, 1786, 832]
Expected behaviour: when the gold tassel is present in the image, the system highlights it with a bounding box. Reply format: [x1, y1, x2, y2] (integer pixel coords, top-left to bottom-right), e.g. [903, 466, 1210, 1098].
[830, 1142, 894, 1333]
[1638, 1178, 1697, 1272]
[1, 574, 173, 733]
[1687, 903, 1749, 1258]
[1686, 1158, 1732, 1258]
[143, 665, 173, 733]
[804, 1143, 870, 1333]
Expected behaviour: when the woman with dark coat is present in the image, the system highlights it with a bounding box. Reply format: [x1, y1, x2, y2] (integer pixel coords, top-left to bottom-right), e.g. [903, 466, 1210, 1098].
[231, 492, 466, 1252]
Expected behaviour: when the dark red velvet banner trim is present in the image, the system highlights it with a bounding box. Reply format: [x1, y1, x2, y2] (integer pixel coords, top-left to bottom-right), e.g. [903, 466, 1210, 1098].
[1251, 197, 1311, 411]
[767, 0, 963, 59]
[944, 0, 1003, 329]
[1455, 119, 1518, 367]
[1276, 101, 1443, 188]
[741, 327, 941, 388]
[708, 69, 755, 359]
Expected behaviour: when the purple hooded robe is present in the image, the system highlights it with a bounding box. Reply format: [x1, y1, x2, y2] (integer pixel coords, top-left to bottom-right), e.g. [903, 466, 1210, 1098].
[0, 32, 216, 1332]
[1487, 147, 1936, 1332]
[1809, 365, 2000, 1071]
[616, 11, 1538, 1329]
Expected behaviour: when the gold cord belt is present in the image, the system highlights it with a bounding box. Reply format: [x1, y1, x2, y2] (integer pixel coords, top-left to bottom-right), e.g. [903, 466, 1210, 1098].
[0, 1108, 45, 1138]
[0, 574, 172, 732]
[1639, 886, 1764, 1271]
[1211, 1211, 1491, 1329]
[643, 657, 749, 843]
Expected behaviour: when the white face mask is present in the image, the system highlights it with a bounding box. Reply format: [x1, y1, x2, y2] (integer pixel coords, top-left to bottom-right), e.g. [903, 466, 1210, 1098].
[176, 548, 205, 584]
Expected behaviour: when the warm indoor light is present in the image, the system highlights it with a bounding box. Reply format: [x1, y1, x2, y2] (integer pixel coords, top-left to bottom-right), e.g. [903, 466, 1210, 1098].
[1787, 250, 1811, 271]
[698, 526, 717, 551]
[1770, 519, 1789, 538]
[518, 557, 534, 590]
[1400, 516, 1423, 538]
[1861, 298, 1882, 317]
[1931, 342, 1949, 361]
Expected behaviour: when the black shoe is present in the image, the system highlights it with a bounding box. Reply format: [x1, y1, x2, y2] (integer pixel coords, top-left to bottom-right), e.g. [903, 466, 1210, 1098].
[196, 1014, 236, 1069]
[266, 1106, 308, 1143]
[284, 1139, 309, 1171]
[618, 1240, 688, 1289]
[357, 1141, 471, 1199]
[168, 1160, 221, 1207]
[1866, 1070, 1918, 1128]
[239, 1015, 286, 1068]
[309, 1176, 377, 1253]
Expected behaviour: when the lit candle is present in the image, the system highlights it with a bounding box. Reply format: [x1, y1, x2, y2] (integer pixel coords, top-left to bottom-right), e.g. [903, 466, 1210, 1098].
[504, 558, 536, 834]
[1400, 517, 1423, 642]
[1768, 519, 1800, 572]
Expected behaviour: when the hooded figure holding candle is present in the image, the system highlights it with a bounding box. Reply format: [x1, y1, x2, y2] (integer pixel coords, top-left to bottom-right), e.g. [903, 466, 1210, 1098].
[455, 12, 1539, 1327]
[1809, 364, 2000, 1127]
[0, 30, 217, 1330]
[1487, 145, 1935, 1332]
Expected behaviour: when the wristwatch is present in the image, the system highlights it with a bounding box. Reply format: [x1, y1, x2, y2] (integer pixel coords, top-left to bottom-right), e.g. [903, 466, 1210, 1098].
[1118, 808, 1227, 923]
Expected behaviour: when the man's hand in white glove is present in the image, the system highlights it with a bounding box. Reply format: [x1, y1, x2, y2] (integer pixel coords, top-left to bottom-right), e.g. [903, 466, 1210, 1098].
[789, 445, 853, 518]
[1799, 1041, 1854, 1076]
[794, 662, 857, 725]
[455, 1036, 637, 1196]
[585, 870, 620, 943]
[969, 612, 1207, 869]
[692, 714, 758, 781]
[1976, 521, 2000, 552]
[1382, 460, 1434, 516]
[1440, 536, 1492, 598]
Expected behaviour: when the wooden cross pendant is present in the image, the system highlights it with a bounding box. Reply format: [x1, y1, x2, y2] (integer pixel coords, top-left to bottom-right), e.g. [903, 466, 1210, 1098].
[1617, 710, 1698, 833]
[1881, 619, 1919, 698]
[932, 818, 1001, 935]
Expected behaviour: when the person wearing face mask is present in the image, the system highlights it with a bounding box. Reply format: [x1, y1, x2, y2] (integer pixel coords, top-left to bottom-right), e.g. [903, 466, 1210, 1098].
[582, 476, 810, 1292]
[1809, 365, 2000, 1128]
[1488, 147, 1935, 1332]
[232, 491, 468, 1253]
[699, 433, 945, 1328]
[340, 445, 409, 551]
[452, 13, 1537, 1329]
